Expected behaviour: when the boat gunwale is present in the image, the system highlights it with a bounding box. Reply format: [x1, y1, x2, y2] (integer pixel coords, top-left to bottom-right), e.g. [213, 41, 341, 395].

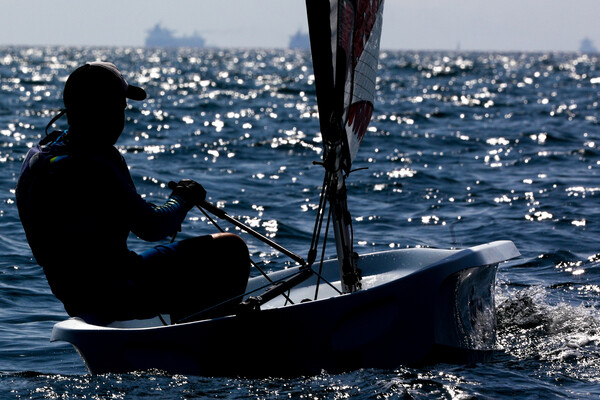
[52, 241, 519, 336]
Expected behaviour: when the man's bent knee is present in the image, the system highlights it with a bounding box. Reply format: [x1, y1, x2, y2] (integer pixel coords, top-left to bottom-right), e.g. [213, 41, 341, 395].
[210, 232, 247, 253]
[211, 233, 250, 271]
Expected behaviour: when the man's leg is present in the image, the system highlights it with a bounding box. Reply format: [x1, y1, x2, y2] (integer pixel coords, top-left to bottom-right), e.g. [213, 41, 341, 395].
[139, 233, 250, 323]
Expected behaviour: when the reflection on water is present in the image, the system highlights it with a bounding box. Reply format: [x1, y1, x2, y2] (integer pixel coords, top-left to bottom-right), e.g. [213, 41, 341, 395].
[1, 47, 600, 397]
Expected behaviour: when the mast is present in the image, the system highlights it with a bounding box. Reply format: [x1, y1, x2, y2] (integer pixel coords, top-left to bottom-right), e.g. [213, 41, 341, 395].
[327, 142, 361, 293]
[306, 0, 384, 293]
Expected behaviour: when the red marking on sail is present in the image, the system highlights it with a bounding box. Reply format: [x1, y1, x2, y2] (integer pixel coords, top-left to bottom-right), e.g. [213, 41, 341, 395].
[339, 1, 354, 58]
[347, 100, 374, 142]
[352, 0, 381, 68]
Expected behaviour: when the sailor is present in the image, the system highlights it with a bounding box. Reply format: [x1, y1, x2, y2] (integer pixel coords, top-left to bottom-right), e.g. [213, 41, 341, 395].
[16, 62, 250, 323]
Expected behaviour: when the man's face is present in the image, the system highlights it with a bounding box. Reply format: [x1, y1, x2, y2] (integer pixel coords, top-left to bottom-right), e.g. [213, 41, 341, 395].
[66, 89, 127, 145]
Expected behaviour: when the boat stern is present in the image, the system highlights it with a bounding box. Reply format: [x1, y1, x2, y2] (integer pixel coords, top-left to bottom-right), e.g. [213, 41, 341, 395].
[431, 241, 520, 362]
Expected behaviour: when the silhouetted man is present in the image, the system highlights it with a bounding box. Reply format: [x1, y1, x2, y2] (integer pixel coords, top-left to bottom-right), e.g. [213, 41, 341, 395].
[16, 62, 250, 323]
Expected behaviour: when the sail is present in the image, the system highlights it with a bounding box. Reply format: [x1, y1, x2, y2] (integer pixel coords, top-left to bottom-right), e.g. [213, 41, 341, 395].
[306, 0, 384, 293]
[306, 0, 384, 172]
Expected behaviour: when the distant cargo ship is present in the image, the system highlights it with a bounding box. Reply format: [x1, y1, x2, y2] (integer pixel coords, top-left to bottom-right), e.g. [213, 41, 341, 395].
[288, 30, 310, 50]
[145, 24, 206, 48]
[580, 37, 598, 54]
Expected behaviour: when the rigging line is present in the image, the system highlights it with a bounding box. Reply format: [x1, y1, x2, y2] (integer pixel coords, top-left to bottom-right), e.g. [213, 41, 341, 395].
[158, 314, 168, 326]
[196, 204, 293, 303]
[314, 167, 331, 235]
[345, 166, 369, 177]
[194, 201, 306, 266]
[314, 204, 335, 300]
[196, 205, 268, 280]
[307, 170, 330, 265]
[310, 262, 342, 297]
[309, 171, 328, 249]
[349, 204, 354, 248]
[196, 205, 225, 233]
[248, 262, 295, 305]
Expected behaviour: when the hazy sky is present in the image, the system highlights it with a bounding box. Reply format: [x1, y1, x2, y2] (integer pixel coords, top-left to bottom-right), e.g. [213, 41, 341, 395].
[1, 0, 599, 52]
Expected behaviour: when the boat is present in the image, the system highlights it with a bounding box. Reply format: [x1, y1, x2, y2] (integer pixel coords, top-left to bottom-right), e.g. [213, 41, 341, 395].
[51, 0, 520, 377]
[579, 37, 598, 54]
[53, 242, 518, 376]
[288, 30, 310, 50]
[145, 23, 206, 48]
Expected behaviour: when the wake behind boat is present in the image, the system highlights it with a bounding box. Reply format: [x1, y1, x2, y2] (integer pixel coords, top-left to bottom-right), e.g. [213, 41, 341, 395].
[51, 0, 520, 377]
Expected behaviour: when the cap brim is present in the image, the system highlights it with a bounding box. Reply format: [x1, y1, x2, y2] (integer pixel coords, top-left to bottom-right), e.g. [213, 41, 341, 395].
[126, 85, 147, 101]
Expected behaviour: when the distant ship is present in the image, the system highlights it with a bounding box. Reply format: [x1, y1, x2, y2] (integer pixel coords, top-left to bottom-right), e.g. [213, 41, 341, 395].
[145, 24, 206, 48]
[579, 37, 598, 54]
[288, 30, 310, 50]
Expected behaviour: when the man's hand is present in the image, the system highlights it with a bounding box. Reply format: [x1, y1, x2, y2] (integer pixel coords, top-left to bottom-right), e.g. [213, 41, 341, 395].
[168, 179, 207, 205]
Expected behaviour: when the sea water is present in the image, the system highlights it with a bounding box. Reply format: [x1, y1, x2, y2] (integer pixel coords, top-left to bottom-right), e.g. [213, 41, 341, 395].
[1, 47, 599, 399]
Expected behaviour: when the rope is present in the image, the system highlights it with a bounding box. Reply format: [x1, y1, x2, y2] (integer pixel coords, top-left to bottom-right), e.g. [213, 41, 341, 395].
[314, 205, 334, 300]
[195, 202, 294, 304]
[307, 170, 330, 265]
[175, 267, 307, 324]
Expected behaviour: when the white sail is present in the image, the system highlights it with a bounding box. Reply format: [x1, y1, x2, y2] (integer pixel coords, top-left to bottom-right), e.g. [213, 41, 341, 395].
[341, 0, 384, 163]
[307, 0, 384, 171]
[306, 0, 385, 293]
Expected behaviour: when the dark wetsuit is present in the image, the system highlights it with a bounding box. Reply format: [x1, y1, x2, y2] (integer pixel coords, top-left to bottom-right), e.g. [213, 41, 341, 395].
[16, 131, 249, 322]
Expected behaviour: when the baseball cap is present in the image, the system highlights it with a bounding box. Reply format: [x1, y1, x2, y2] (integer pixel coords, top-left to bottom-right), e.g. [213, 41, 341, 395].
[63, 61, 147, 109]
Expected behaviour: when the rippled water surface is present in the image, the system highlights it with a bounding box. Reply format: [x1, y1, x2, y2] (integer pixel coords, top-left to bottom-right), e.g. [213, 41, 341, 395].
[1, 47, 600, 398]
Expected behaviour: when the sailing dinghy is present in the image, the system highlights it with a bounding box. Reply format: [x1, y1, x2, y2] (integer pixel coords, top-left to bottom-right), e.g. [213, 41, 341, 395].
[51, 0, 519, 377]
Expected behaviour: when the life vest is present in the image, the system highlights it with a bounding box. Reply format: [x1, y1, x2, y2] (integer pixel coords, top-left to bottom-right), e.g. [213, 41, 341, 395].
[17, 130, 71, 205]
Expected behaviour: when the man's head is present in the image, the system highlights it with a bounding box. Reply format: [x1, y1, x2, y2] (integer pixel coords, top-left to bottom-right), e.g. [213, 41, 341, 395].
[63, 62, 147, 145]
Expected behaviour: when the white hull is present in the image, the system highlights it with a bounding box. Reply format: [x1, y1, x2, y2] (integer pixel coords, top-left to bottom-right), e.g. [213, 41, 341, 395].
[52, 241, 519, 377]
